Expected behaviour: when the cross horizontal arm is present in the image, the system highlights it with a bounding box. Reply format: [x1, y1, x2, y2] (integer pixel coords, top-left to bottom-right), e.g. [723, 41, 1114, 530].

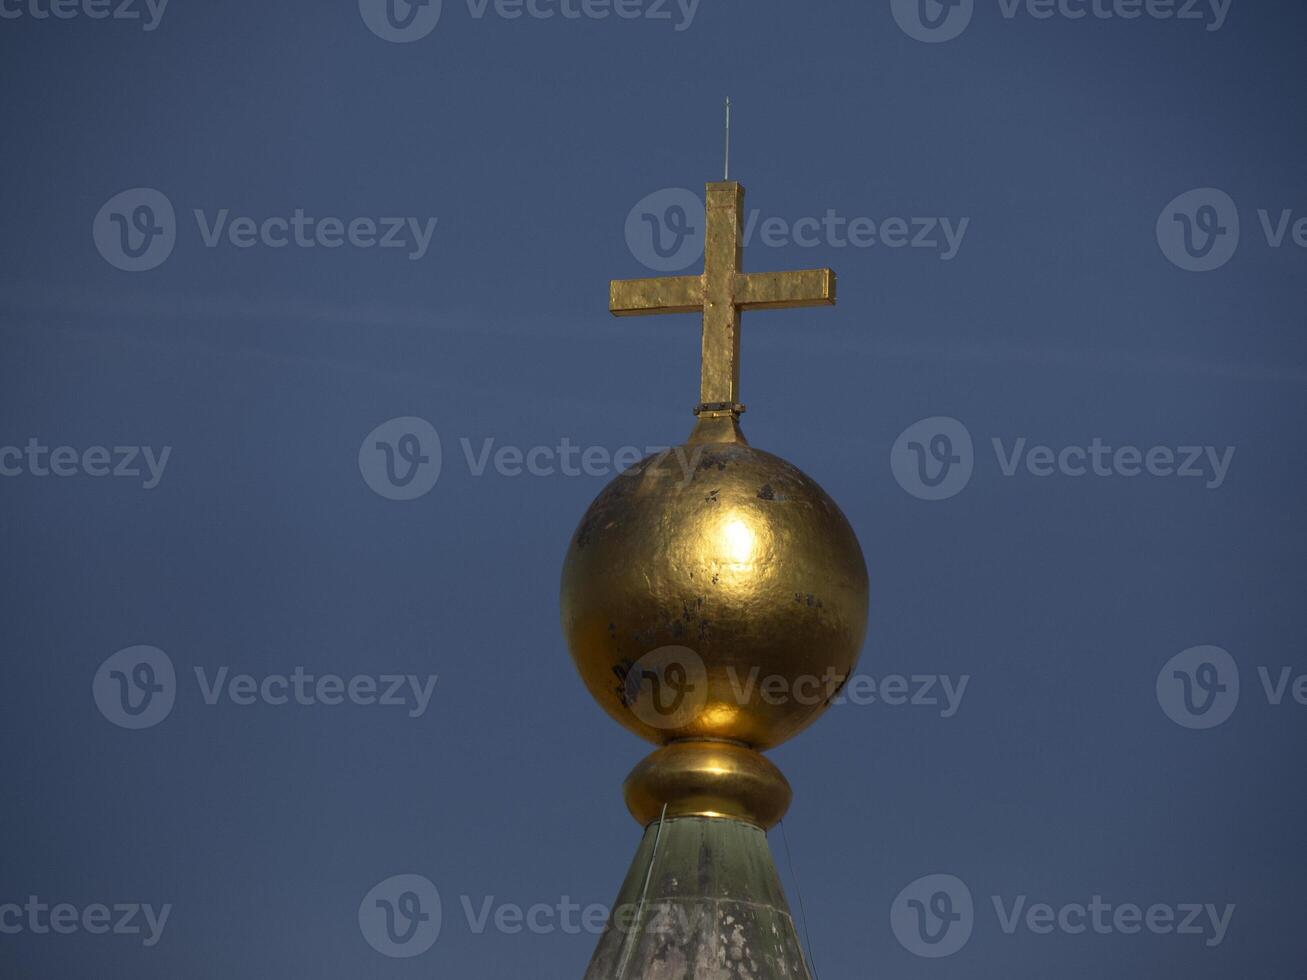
[734, 269, 836, 311]
[610, 276, 703, 317]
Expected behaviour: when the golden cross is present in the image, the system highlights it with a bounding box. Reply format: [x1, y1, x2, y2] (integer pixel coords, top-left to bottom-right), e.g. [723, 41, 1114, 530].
[610, 181, 836, 418]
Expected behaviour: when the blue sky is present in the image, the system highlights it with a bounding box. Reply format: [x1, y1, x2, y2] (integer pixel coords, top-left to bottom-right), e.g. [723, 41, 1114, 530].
[1, 1, 1304, 977]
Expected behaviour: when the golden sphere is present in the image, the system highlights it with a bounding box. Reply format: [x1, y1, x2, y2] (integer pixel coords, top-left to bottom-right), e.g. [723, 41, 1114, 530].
[560, 420, 869, 750]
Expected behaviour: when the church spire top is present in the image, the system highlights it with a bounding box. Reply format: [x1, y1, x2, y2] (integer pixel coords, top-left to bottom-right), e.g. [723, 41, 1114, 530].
[565, 155, 868, 980]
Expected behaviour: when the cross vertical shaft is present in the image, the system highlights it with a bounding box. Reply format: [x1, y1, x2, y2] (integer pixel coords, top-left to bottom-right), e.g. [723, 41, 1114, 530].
[701, 182, 745, 414]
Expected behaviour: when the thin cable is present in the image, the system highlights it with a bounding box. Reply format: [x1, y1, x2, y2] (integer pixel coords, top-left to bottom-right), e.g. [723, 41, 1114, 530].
[780, 817, 821, 980]
[615, 803, 669, 980]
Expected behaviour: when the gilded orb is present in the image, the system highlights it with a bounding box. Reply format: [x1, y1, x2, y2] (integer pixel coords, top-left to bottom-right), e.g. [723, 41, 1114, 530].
[560, 418, 869, 751]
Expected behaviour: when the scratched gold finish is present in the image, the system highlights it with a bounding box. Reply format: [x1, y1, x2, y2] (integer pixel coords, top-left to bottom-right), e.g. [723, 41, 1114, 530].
[561, 437, 868, 749]
[563, 180, 867, 826]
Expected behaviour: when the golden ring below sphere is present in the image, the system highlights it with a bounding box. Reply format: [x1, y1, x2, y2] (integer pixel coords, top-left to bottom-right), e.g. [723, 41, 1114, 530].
[623, 740, 792, 830]
[560, 431, 869, 751]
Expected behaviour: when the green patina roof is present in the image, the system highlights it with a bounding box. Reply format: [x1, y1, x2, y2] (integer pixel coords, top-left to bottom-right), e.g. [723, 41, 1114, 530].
[583, 816, 814, 980]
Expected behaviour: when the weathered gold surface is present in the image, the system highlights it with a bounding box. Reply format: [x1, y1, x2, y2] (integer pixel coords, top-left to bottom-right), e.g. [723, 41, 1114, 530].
[624, 741, 792, 830]
[610, 181, 835, 415]
[560, 440, 868, 750]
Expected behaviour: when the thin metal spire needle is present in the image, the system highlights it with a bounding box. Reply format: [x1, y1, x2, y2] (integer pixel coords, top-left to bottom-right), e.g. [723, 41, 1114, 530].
[723, 96, 732, 181]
